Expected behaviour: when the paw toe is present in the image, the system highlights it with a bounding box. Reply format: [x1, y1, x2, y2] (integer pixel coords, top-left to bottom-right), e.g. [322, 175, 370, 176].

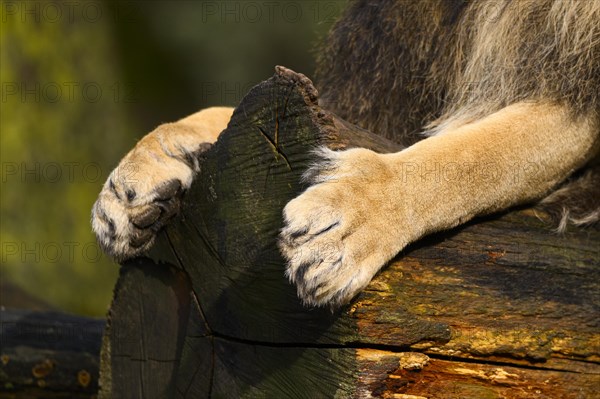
[94, 206, 117, 239]
[281, 200, 342, 247]
[92, 179, 184, 261]
[131, 205, 161, 228]
[155, 196, 181, 222]
[129, 227, 154, 249]
[155, 179, 183, 201]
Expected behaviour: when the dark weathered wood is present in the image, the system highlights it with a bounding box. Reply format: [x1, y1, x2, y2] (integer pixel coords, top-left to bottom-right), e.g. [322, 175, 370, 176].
[102, 67, 600, 398]
[99, 258, 196, 398]
[0, 309, 103, 398]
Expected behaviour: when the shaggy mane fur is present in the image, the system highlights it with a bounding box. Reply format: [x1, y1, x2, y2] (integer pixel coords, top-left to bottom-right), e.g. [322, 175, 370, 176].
[317, 0, 600, 229]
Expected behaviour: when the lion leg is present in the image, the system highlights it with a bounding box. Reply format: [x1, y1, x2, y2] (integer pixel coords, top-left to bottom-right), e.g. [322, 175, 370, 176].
[92, 107, 234, 261]
[280, 102, 599, 307]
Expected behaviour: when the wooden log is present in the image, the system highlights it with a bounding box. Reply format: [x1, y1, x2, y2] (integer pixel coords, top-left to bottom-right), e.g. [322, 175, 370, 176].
[0, 309, 104, 398]
[100, 67, 600, 398]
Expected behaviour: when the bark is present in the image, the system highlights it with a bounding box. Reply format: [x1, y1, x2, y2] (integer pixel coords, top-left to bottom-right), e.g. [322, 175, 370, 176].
[100, 67, 600, 398]
[0, 309, 104, 398]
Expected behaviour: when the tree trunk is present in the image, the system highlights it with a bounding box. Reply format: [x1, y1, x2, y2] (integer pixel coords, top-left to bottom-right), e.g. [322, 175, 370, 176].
[99, 67, 600, 398]
[0, 309, 103, 398]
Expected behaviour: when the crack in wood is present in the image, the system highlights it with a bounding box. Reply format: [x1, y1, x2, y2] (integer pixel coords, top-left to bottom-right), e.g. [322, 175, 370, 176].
[100, 67, 599, 398]
[206, 331, 595, 375]
[111, 355, 180, 363]
[188, 220, 227, 271]
[165, 230, 214, 337]
[137, 283, 147, 399]
[256, 125, 292, 171]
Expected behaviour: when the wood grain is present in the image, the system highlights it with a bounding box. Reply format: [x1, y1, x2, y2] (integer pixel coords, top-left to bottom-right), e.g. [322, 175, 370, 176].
[100, 67, 600, 398]
[0, 309, 104, 398]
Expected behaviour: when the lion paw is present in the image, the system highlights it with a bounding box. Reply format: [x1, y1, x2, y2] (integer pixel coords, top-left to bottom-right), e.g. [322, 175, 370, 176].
[279, 148, 410, 308]
[92, 133, 211, 261]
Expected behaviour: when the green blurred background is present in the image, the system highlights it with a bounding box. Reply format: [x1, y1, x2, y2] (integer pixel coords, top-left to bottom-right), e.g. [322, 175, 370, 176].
[1, 0, 345, 316]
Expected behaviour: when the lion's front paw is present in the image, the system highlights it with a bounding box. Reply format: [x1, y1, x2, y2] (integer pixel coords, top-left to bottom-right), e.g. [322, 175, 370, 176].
[279, 148, 410, 308]
[91, 143, 205, 261]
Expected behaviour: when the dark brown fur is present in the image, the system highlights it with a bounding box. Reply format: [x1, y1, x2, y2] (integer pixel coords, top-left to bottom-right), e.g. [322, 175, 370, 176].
[317, 0, 600, 229]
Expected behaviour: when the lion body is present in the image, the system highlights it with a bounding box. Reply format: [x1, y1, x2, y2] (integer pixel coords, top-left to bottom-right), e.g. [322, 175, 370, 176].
[320, 0, 600, 142]
[317, 0, 600, 229]
[92, 0, 600, 306]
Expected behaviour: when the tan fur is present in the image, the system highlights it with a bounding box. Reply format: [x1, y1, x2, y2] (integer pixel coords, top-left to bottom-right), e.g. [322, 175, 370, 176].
[92, 107, 232, 260]
[319, 0, 600, 141]
[281, 102, 599, 306]
[92, 0, 599, 308]
[317, 0, 600, 234]
[434, 0, 600, 129]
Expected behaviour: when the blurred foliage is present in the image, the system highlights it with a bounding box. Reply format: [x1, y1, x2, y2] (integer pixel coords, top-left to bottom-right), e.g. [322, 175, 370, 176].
[1, 0, 344, 316]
